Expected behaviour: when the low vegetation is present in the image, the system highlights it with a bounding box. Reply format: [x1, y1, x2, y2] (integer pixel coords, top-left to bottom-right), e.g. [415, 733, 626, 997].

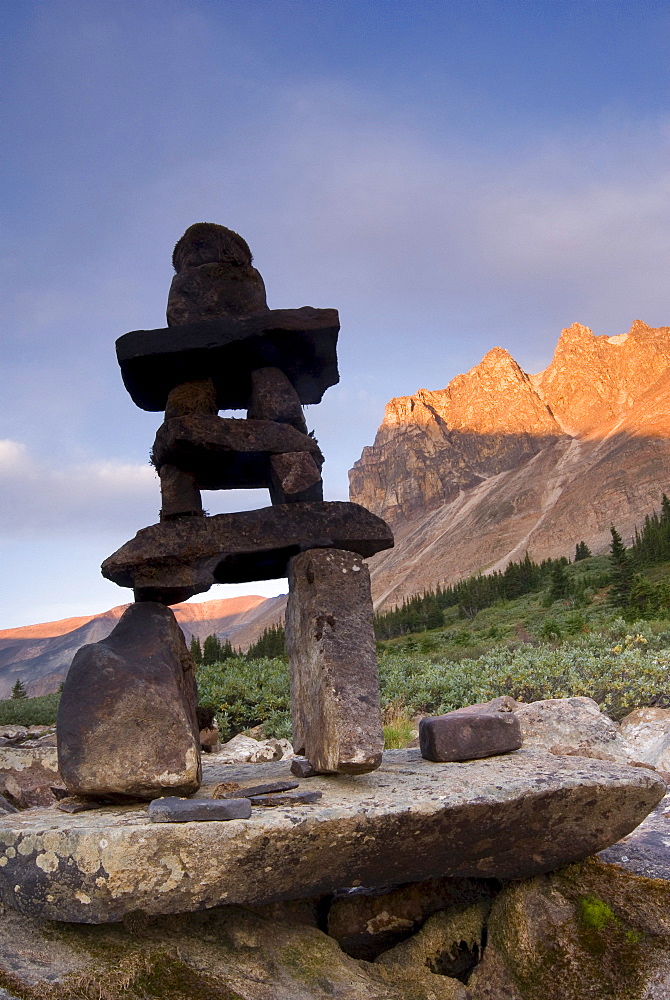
[4, 498, 670, 741]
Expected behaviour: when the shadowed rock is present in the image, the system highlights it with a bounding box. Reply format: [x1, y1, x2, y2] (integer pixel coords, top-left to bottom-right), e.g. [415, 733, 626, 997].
[151, 414, 323, 490]
[57, 602, 201, 800]
[287, 548, 384, 774]
[248, 366, 308, 432]
[116, 307, 339, 411]
[102, 501, 394, 604]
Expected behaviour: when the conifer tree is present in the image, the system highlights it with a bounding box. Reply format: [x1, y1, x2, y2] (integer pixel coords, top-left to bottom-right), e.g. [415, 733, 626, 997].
[574, 541, 592, 561]
[548, 561, 570, 602]
[189, 635, 203, 665]
[609, 526, 633, 607]
[202, 634, 223, 665]
[11, 679, 27, 699]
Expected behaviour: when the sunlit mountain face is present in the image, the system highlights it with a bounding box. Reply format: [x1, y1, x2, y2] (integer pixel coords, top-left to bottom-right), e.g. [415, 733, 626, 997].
[350, 321, 670, 609]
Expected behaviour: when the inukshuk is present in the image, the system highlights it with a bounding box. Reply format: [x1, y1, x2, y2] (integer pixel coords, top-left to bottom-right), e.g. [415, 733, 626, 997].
[57, 223, 393, 800]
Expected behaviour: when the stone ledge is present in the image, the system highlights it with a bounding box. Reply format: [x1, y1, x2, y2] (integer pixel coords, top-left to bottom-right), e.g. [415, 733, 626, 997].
[0, 748, 663, 924]
[101, 500, 394, 602]
[116, 307, 340, 411]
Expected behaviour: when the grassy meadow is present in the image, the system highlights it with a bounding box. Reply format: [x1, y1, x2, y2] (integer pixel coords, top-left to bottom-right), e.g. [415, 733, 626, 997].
[4, 553, 670, 749]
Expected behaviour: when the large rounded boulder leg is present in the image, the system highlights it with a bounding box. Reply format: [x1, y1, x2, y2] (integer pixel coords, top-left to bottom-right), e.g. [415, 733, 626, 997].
[286, 548, 384, 775]
[57, 602, 201, 800]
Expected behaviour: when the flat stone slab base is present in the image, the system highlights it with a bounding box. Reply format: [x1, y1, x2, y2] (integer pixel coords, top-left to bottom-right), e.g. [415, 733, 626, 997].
[0, 748, 663, 924]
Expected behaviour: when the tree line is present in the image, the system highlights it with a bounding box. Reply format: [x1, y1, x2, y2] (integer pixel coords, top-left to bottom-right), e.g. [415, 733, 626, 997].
[189, 495, 670, 661]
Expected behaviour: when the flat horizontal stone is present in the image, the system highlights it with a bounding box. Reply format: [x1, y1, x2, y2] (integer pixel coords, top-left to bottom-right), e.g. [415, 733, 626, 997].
[116, 308, 339, 411]
[219, 780, 299, 798]
[151, 415, 323, 490]
[248, 790, 322, 807]
[0, 749, 663, 923]
[148, 797, 252, 823]
[102, 501, 394, 603]
[419, 711, 522, 762]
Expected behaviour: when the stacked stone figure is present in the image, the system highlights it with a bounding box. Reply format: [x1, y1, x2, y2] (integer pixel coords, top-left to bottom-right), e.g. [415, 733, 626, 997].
[57, 224, 393, 799]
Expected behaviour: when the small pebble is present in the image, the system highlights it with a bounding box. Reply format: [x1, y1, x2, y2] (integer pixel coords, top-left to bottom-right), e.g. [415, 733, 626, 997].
[211, 781, 241, 797]
[148, 796, 251, 823]
[290, 757, 319, 778]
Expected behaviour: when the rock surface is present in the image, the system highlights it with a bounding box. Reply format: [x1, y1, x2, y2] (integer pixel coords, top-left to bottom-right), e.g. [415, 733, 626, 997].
[57, 602, 201, 800]
[0, 748, 663, 923]
[328, 875, 497, 960]
[102, 501, 394, 603]
[467, 855, 670, 999]
[619, 706, 670, 774]
[350, 320, 670, 607]
[287, 548, 384, 774]
[0, 895, 470, 1000]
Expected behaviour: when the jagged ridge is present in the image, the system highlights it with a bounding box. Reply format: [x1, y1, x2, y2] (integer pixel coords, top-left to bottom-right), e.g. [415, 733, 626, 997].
[350, 321, 670, 608]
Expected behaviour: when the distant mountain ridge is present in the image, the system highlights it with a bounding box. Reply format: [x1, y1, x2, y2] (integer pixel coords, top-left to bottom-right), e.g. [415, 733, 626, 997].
[350, 320, 670, 608]
[0, 594, 284, 699]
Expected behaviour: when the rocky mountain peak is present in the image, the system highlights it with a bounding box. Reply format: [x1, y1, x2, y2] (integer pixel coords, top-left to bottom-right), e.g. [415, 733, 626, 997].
[350, 320, 670, 600]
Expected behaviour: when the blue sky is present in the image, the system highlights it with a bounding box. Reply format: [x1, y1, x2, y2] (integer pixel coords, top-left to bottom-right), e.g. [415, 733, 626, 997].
[2, 0, 670, 627]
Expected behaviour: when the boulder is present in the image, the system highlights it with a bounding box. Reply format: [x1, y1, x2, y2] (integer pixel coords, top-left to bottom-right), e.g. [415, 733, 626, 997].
[0, 746, 61, 809]
[102, 500, 394, 604]
[511, 696, 634, 763]
[619, 706, 670, 774]
[214, 734, 287, 764]
[57, 602, 201, 800]
[0, 749, 662, 923]
[468, 855, 670, 1000]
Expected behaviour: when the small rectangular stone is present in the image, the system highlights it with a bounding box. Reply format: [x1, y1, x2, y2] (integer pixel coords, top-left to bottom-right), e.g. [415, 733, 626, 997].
[419, 711, 523, 762]
[148, 796, 252, 823]
[219, 780, 299, 799]
[269, 452, 323, 504]
[290, 757, 319, 778]
[247, 790, 322, 807]
[159, 464, 203, 520]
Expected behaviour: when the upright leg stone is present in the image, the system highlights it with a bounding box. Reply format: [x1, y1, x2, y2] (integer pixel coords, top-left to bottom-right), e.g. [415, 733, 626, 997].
[159, 378, 218, 519]
[286, 548, 384, 774]
[249, 366, 323, 503]
[159, 464, 203, 520]
[57, 602, 201, 800]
